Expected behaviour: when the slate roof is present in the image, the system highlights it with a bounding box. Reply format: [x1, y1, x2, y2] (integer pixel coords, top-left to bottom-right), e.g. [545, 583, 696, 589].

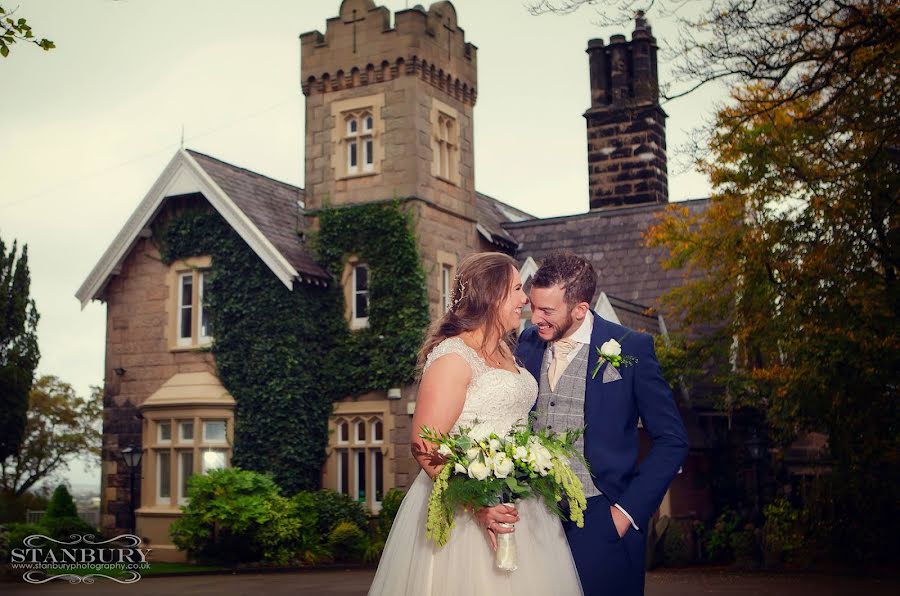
[475, 191, 536, 250]
[187, 150, 329, 281]
[503, 199, 710, 316]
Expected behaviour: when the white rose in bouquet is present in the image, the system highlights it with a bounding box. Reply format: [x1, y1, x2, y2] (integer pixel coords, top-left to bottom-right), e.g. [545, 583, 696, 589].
[492, 454, 514, 478]
[454, 462, 468, 475]
[438, 444, 453, 457]
[528, 444, 554, 476]
[466, 447, 481, 461]
[467, 460, 491, 481]
[513, 445, 529, 461]
[599, 339, 622, 356]
[489, 438, 502, 453]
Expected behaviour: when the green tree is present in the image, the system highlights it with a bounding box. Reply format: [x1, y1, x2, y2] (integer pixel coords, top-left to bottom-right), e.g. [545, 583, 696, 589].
[0, 376, 102, 496]
[0, 236, 40, 463]
[44, 484, 78, 520]
[0, 4, 54, 57]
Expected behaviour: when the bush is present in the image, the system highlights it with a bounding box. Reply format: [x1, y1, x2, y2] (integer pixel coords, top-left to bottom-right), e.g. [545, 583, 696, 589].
[698, 508, 742, 563]
[731, 524, 760, 570]
[327, 521, 367, 562]
[40, 515, 97, 542]
[0, 489, 49, 524]
[763, 498, 803, 568]
[288, 492, 331, 566]
[304, 489, 369, 537]
[661, 519, 694, 567]
[44, 485, 78, 521]
[169, 468, 299, 565]
[2, 522, 44, 556]
[374, 488, 404, 541]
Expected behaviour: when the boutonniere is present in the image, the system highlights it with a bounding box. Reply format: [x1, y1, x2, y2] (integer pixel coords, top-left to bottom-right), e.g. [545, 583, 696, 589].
[590, 336, 638, 383]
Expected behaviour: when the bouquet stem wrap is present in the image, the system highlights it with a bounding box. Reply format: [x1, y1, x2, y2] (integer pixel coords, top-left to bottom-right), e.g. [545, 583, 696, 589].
[495, 503, 518, 571]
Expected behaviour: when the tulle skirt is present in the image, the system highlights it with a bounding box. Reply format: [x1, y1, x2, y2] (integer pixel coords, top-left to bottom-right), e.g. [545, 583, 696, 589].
[368, 469, 584, 596]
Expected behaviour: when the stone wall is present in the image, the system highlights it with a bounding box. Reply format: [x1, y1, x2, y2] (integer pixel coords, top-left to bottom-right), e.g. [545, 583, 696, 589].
[99, 232, 215, 536]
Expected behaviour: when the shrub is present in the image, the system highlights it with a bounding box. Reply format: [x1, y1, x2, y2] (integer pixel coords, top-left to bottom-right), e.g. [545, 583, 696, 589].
[327, 521, 367, 562]
[2, 522, 44, 556]
[374, 488, 404, 541]
[731, 524, 760, 570]
[763, 498, 803, 568]
[0, 489, 50, 524]
[305, 489, 369, 537]
[44, 485, 78, 521]
[40, 515, 97, 542]
[169, 468, 298, 565]
[288, 492, 331, 565]
[699, 508, 742, 563]
[661, 519, 694, 567]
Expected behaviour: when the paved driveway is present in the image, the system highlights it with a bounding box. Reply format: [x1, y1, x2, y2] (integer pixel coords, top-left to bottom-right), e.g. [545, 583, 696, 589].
[3, 568, 897, 595]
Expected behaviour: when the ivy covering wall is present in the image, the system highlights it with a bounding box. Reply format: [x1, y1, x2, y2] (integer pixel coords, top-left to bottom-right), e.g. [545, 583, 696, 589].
[315, 201, 430, 394]
[154, 200, 428, 493]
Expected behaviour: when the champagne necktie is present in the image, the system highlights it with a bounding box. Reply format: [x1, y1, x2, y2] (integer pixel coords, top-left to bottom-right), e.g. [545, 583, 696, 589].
[548, 338, 579, 391]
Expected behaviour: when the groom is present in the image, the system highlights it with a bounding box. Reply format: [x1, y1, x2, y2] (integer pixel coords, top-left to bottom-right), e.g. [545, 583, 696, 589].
[498, 252, 687, 595]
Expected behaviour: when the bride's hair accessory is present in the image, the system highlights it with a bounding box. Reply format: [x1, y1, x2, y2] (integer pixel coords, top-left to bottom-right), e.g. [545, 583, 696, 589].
[450, 275, 468, 312]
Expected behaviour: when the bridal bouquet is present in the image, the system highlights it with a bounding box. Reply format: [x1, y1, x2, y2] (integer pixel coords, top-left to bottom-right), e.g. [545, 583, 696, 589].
[419, 420, 588, 570]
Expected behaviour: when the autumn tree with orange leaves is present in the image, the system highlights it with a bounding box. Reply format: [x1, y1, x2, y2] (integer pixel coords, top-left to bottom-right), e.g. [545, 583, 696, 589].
[632, 0, 898, 562]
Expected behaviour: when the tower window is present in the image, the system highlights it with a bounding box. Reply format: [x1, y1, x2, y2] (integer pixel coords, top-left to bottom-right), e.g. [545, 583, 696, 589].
[331, 95, 384, 180]
[430, 98, 461, 185]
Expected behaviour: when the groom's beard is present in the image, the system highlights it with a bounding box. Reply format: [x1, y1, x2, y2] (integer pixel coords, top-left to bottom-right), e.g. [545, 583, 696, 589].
[546, 310, 576, 343]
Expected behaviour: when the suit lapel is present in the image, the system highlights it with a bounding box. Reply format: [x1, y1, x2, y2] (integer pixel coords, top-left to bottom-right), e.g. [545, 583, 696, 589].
[584, 310, 612, 413]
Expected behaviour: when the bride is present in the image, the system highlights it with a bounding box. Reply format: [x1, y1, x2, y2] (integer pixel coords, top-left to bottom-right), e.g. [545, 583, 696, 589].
[368, 252, 584, 596]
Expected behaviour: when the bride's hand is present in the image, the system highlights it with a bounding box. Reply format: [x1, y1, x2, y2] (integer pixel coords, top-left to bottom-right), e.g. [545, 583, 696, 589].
[475, 504, 519, 551]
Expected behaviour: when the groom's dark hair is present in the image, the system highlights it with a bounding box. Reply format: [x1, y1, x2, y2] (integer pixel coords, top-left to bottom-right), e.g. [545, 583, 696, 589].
[531, 252, 597, 308]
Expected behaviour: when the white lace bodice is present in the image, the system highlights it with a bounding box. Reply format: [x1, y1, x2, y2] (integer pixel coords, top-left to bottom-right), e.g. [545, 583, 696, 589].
[423, 337, 538, 436]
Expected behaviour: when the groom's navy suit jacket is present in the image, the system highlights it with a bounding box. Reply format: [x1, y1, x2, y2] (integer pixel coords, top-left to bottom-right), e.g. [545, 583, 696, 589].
[516, 310, 689, 532]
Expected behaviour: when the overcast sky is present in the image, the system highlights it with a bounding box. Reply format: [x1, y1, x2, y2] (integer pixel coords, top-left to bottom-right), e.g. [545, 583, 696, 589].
[0, 0, 720, 490]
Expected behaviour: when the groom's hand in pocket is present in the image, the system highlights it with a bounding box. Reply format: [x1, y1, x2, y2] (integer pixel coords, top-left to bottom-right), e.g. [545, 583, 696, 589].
[475, 504, 519, 551]
[610, 505, 631, 539]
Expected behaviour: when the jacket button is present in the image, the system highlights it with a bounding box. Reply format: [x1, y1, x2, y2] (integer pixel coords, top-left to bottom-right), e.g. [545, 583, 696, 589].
[550, 401, 555, 406]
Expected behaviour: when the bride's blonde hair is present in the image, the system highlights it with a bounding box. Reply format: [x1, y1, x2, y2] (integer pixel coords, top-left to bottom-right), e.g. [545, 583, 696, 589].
[417, 252, 519, 373]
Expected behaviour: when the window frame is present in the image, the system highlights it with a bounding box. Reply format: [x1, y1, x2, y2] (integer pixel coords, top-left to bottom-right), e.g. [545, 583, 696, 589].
[430, 98, 461, 185]
[330, 95, 385, 180]
[168, 257, 213, 351]
[351, 263, 370, 329]
[326, 405, 391, 513]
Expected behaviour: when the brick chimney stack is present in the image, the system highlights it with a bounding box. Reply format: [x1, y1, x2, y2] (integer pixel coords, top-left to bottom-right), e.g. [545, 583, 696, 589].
[585, 12, 668, 210]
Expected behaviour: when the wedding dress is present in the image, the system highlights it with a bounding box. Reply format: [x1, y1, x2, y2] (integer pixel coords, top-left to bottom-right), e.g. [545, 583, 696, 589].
[368, 337, 584, 596]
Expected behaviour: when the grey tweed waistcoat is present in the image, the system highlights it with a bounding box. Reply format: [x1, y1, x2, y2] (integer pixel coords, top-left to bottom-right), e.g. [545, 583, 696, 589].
[532, 343, 600, 498]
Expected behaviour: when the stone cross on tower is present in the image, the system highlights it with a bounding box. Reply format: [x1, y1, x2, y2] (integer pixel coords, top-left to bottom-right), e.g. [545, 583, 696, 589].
[344, 9, 365, 53]
[443, 18, 454, 59]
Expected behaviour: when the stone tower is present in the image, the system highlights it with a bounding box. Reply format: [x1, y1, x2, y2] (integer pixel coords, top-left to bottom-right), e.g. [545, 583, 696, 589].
[300, 0, 480, 317]
[585, 12, 668, 210]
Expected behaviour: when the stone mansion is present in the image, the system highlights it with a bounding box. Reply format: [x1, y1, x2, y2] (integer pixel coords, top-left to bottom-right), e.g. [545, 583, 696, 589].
[76, 0, 710, 561]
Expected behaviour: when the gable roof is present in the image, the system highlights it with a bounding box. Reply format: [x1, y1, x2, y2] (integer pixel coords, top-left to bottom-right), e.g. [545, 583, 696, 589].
[76, 149, 328, 308]
[475, 191, 536, 250]
[504, 199, 709, 314]
[185, 150, 326, 282]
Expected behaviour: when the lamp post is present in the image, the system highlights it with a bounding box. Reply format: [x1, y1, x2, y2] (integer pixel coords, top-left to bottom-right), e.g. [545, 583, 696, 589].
[120, 446, 142, 537]
[746, 431, 764, 519]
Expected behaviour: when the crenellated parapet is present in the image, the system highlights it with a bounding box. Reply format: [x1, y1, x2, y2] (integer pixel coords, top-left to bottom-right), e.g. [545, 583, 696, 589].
[300, 0, 478, 106]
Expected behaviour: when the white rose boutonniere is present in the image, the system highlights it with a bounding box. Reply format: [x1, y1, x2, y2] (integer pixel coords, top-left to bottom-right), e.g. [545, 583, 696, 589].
[591, 334, 638, 381]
